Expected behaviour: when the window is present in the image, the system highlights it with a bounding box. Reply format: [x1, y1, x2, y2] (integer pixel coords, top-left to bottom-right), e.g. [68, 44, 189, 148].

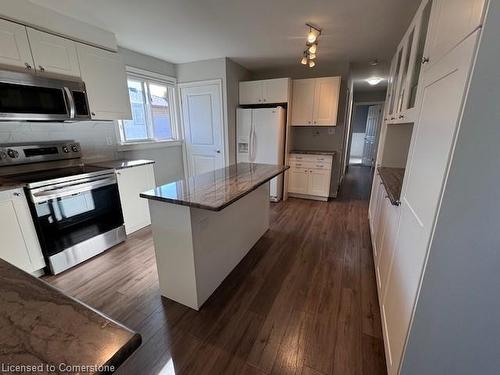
[119, 72, 177, 143]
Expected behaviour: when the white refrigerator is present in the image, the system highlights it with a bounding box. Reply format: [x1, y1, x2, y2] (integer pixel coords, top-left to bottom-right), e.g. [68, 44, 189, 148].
[237, 107, 286, 201]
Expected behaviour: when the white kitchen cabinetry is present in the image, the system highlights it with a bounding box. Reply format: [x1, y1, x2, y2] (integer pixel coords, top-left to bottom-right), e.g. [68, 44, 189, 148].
[0, 18, 34, 71]
[116, 164, 156, 235]
[77, 43, 132, 121]
[26, 28, 81, 78]
[239, 78, 289, 105]
[288, 153, 333, 200]
[0, 188, 45, 274]
[291, 77, 341, 126]
[424, 0, 485, 69]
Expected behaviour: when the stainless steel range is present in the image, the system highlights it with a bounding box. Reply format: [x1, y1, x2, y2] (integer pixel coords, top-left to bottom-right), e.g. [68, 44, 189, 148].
[0, 141, 125, 274]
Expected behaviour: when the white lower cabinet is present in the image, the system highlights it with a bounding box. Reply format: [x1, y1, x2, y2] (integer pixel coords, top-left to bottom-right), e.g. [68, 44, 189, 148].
[0, 188, 45, 274]
[288, 153, 333, 200]
[116, 164, 156, 235]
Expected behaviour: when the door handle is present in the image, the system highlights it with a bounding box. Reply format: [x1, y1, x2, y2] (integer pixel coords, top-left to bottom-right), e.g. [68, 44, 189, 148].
[216, 150, 221, 154]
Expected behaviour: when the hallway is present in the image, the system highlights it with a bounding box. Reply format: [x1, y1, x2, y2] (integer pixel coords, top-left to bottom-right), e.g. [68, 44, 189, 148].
[46, 165, 385, 375]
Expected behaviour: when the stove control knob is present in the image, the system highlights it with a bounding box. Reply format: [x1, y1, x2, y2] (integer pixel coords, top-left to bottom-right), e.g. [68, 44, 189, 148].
[0, 151, 6, 160]
[71, 145, 79, 153]
[7, 149, 19, 159]
[62, 146, 70, 153]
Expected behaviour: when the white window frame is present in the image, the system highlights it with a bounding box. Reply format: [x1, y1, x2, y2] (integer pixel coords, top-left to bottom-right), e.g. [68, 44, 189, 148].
[117, 67, 180, 146]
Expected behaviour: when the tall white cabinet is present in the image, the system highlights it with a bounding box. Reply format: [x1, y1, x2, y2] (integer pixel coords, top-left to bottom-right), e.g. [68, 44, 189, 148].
[369, 0, 488, 373]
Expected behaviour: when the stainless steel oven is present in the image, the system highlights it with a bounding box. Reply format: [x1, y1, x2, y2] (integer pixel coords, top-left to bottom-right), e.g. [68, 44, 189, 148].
[0, 70, 91, 121]
[0, 141, 125, 275]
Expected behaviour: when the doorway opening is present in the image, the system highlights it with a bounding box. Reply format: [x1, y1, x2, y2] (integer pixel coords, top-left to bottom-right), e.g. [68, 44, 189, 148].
[348, 102, 384, 167]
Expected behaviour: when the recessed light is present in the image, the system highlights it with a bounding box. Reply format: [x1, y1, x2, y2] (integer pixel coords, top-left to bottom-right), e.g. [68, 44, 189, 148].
[366, 76, 383, 85]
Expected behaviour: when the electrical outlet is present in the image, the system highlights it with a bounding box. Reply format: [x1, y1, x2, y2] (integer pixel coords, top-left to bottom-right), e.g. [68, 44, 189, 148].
[327, 128, 335, 135]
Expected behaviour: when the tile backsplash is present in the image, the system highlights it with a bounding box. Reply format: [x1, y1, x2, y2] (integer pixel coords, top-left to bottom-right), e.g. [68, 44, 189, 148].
[0, 121, 118, 162]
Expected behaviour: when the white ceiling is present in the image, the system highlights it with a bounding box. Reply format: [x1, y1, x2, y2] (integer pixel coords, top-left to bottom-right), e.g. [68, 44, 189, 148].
[30, 0, 420, 73]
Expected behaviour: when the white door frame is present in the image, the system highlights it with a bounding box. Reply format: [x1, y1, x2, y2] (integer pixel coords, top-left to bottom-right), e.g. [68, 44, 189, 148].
[177, 79, 227, 179]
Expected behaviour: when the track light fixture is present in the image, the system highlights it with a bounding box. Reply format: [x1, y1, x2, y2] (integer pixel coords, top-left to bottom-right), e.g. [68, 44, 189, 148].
[301, 23, 321, 68]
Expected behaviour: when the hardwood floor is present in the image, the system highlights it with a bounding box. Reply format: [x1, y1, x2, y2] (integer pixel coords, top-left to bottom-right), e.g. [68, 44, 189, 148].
[45, 165, 386, 375]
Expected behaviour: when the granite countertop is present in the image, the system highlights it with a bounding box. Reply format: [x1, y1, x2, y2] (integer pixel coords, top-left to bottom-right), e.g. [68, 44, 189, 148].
[0, 177, 25, 192]
[89, 159, 155, 170]
[378, 167, 405, 206]
[0, 259, 141, 374]
[290, 150, 337, 156]
[141, 162, 289, 211]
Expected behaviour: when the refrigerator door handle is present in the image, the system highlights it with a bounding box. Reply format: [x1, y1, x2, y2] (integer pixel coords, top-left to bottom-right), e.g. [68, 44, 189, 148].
[249, 122, 256, 162]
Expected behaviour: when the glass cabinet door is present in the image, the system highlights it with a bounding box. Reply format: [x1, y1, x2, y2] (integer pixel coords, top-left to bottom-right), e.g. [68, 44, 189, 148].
[397, 28, 416, 114]
[388, 48, 403, 118]
[408, 0, 433, 110]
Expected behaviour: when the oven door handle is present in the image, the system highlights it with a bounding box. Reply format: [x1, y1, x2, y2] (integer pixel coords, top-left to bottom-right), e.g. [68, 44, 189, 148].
[63, 87, 76, 119]
[31, 176, 116, 203]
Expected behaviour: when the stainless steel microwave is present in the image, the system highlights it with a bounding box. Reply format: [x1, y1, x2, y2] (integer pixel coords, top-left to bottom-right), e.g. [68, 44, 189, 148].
[0, 70, 91, 121]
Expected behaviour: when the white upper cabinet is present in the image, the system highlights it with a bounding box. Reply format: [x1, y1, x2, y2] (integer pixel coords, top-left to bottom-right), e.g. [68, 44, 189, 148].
[290, 79, 315, 125]
[0, 18, 34, 71]
[313, 77, 341, 125]
[291, 77, 341, 126]
[27, 28, 81, 77]
[239, 78, 289, 105]
[424, 0, 485, 68]
[76, 43, 132, 120]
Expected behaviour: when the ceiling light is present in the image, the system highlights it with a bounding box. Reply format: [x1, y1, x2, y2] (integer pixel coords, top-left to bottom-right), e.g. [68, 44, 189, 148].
[300, 24, 321, 67]
[301, 56, 308, 65]
[309, 53, 316, 60]
[308, 43, 317, 54]
[307, 30, 319, 43]
[366, 76, 384, 85]
[308, 60, 316, 68]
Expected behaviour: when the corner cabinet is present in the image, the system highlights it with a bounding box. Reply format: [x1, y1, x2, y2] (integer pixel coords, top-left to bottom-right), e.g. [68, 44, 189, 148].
[239, 78, 290, 104]
[0, 188, 45, 274]
[77, 44, 132, 121]
[287, 153, 333, 200]
[291, 77, 341, 126]
[116, 164, 156, 235]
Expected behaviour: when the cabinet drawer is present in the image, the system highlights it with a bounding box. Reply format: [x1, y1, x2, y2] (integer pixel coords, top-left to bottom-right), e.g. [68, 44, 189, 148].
[289, 153, 333, 164]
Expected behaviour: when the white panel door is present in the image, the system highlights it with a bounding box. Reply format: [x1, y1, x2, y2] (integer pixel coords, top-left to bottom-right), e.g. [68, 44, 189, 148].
[362, 105, 383, 166]
[382, 31, 479, 375]
[116, 164, 156, 235]
[262, 78, 289, 103]
[27, 28, 81, 77]
[239, 81, 263, 104]
[313, 77, 341, 126]
[181, 82, 225, 176]
[425, 0, 485, 67]
[0, 19, 34, 70]
[76, 43, 132, 120]
[288, 168, 309, 194]
[307, 169, 331, 197]
[291, 79, 315, 125]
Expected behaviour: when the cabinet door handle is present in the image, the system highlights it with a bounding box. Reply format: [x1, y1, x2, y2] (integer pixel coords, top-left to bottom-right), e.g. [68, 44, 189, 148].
[399, 115, 404, 119]
[91, 112, 96, 117]
[24, 63, 32, 70]
[296, 163, 302, 166]
[38, 65, 45, 72]
[422, 57, 430, 64]
[308, 121, 312, 124]
[13, 192, 21, 197]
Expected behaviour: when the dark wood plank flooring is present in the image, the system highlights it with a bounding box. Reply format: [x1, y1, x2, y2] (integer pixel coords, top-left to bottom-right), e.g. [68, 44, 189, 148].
[45, 165, 385, 375]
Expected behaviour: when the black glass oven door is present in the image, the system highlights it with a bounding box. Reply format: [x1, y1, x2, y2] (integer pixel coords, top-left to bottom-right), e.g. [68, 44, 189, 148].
[31, 184, 124, 257]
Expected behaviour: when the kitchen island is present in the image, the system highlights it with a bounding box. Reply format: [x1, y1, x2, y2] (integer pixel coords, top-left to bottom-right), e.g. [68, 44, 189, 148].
[140, 163, 288, 310]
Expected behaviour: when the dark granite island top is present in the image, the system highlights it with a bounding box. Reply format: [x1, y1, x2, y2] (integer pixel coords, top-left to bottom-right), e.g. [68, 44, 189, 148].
[0, 259, 141, 374]
[378, 167, 405, 206]
[140, 162, 289, 211]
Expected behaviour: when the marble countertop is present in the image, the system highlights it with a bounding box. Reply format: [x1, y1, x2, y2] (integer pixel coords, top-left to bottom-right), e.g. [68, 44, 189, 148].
[378, 167, 405, 206]
[290, 150, 337, 156]
[141, 163, 289, 211]
[0, 259, 141, 374]
[89, 159, 155, 170]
